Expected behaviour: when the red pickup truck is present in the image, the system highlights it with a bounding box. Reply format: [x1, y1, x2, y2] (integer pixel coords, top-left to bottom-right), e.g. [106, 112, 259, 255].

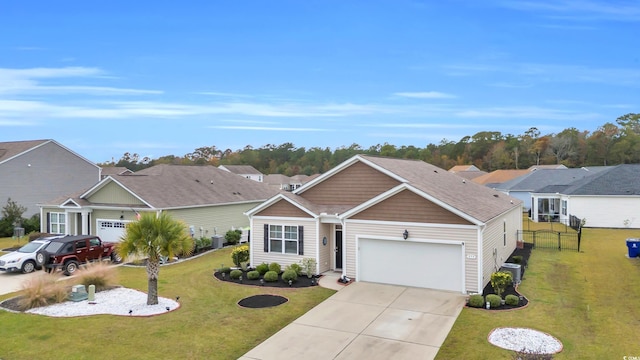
[38, 235, 122, 276]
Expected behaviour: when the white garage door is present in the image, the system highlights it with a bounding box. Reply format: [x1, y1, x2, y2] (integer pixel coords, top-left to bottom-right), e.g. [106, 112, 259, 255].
[358, 238, 463, 292]
[97, 220, 127, 243]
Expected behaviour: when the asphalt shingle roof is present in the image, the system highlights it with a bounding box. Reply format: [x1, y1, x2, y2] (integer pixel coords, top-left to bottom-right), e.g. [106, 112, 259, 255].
[0, 139, 49, 163]
[562, 164, 640, 195]
[495, 167, 609, 192]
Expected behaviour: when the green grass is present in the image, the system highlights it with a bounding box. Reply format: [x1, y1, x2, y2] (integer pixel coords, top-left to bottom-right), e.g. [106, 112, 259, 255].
[436, 225, 640, 359]
[0, 236, 29, 255]
[0, 247, 335, 359]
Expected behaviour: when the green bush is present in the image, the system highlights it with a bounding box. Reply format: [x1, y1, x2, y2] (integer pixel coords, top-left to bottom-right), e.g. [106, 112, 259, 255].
[486, 294, 502, 308]
[218, 266, 231, 274]
[255, 263, 269, 275]
[300, 257, 317, 277]
[490, 271, 513, 297]
[268, 262, 282, 274]
[468, 294, 485, 308]
[225, 229, 242, 245]
[282, 269, 298, 283]
[263, 270, 278, 282]
[511, 255, 523, 265]
[229, 269, 243, 279]
[231, 245, 249, 267]
[505, 294, 520, 306]
[285, 263, 302, 276]
[247, 270, 260, 280]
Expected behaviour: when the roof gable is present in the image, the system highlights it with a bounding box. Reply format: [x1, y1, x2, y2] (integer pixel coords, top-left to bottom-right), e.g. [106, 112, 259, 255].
[254, 198, 314, 218]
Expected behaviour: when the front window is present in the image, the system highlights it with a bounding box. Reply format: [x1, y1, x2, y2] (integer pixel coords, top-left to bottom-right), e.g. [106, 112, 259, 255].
[50, 212, 66, 234]
[561, 200, 567, 216]
[269, 225, 298, 254]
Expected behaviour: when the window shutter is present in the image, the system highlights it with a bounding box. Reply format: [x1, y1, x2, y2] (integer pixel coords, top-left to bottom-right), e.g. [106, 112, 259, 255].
[46, 212, 51, 233]
[298, 226, 304, 255]
[263, 224, 269, 252]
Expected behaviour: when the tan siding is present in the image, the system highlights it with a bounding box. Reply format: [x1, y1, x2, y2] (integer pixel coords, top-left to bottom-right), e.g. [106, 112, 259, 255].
[301, 161, 400, 205]
[166, 203, 260, 239]
[87, 181, 145, 205]
[250, 218, 318, 270]
[480, 207, 522, 290]
[255, 199, 312, 218]
[351, 189, 472, 225]
[344, 221, 478, 293]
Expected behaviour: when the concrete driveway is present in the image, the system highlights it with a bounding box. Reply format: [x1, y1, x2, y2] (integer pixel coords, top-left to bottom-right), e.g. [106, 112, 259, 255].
[0, 270, 44, 296]
[240, 282, 466, 360]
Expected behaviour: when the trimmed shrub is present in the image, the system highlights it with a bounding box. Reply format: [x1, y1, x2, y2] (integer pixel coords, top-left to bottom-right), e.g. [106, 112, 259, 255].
[511, 255, 523, 265]
[76, 261, 118, 292]
[491, 271, 513, 297]
[229, 269, 243, 279]
[300, 257, 317, 278]
[264, 270, 278, 282]
[247, 270, 260, 280]
[19, 273, 68, 311]
[468, 294, 485, 308]
[282, 269, 298, 283]
[486, 294, 502, 308]
[285, 263, 303, 276]
[231, 245, 249, 267]
[225, 229, 242, 245]
[255, 262, 269, 275]
[268, 262, 282, 274]
[505, 294, 520, 306]
[218, 266, 231, 274]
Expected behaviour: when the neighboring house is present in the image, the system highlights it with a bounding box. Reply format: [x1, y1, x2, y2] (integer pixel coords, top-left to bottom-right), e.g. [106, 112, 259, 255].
[100, 166, 133, 179]
[0, 139, 100, 216]
[533, 164, 640, 228]
[528, 164, 568, 170]
[472, 169, 529, 187]
[263, 173, 319, 192]
[448, 164, 481, 172]
[246, 155, 522, 294]
[218, 165, 263, 182]
[39, 165, 278, 242]
[495, 167, 608, 214]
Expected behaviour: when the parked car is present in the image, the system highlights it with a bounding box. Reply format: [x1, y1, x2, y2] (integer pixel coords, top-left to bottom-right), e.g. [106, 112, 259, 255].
[0, 236, 62, 273]
[39, 235, 122, 276]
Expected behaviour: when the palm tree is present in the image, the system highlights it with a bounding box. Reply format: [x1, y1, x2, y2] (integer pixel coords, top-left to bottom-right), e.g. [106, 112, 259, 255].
[118, 212, 194, 305]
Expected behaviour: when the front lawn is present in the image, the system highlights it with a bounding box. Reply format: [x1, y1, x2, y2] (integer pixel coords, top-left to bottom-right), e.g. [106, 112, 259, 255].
[0, 247, 335, 359]
[437, 226, 640, 359]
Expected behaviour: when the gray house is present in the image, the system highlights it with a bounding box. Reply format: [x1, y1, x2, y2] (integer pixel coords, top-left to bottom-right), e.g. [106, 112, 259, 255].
[39, 164, 278, 242]
[0, 139, 100, 216]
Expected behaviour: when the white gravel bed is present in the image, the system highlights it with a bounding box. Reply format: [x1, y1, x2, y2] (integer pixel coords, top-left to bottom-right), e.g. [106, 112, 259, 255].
[488, 327, 563, 354]
[26, 288, 179, 317]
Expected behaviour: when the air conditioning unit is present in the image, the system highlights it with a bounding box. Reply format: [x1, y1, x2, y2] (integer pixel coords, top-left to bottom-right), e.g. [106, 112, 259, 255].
[500, 263, 521, 285]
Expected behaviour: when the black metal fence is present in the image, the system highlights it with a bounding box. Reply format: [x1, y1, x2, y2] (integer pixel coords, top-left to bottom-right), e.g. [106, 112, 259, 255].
[517, 229, 581, 252]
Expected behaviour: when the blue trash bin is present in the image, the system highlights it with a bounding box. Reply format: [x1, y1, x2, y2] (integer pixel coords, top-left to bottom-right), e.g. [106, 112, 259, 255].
[626, 238, 640, 258]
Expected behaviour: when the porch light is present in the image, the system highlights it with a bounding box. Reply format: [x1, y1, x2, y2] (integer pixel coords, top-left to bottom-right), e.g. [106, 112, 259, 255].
[403, 229, 409, 240]
[288, 279, 292, 287]
[239, 275, 243, 283]
[221, 272, 226, 280]
[260, 279, 264, 286]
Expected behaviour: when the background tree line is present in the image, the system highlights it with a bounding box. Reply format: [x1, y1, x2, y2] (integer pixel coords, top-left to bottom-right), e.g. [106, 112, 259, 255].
[103, 113, 640, 175]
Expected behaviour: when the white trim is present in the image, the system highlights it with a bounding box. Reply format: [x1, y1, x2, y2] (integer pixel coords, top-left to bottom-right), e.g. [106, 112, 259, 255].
[61, 199, 82, 208]
[251, 215, 317, 222]
[161, 199, 267, 211]
[355, 234, 466, 293]
[345, 218, 478, 230]
[477, 224, 485, 294]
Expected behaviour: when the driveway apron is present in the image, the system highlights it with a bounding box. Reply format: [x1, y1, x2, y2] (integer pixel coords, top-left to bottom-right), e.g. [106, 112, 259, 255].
[240, 282, 466, 360]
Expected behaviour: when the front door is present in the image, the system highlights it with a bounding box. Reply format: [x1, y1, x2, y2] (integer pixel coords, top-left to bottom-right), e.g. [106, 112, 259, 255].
[335, 229, 343, 269]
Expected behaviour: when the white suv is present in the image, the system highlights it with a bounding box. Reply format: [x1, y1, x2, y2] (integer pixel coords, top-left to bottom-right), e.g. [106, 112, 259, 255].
[0, 236, 61, 274]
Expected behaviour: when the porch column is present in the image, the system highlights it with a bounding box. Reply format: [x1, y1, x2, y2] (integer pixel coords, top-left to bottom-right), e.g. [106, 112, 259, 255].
[81, 210, 91, 235]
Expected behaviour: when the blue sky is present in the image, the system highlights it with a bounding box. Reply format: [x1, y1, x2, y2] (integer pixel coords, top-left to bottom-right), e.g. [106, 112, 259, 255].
[1, 1, 638, 163]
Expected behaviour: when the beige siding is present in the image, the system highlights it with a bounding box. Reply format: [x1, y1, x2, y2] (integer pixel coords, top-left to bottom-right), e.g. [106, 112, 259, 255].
[344, 220, 478, 293]
[480, 206, 522, 291]
[300, 161, 400, 205]
[250, 218, 318, 270]
[256, 199, 313, 218]
[166, 203, 260, 239]
[352, 189, 472, 225]
[87, 181, 145, 205]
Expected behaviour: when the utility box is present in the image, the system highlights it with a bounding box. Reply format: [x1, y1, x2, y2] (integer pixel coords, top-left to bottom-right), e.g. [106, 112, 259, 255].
[69, 284, 88, 302]
[500, 263, 522, 285]
[211, 235, 223, 249]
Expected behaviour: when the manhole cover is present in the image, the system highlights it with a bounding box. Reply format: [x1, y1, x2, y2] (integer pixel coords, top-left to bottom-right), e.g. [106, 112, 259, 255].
[238, 294, 288, 309]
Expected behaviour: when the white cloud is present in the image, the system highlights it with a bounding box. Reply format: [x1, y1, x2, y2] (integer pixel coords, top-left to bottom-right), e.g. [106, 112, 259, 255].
[209, 125, 331, 132]
[394, 91, 457, 99]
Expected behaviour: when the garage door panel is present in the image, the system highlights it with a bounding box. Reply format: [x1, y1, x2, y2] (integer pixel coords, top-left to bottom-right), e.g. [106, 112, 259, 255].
[97, 220, 127, 243]
[359, 239, 462, 292]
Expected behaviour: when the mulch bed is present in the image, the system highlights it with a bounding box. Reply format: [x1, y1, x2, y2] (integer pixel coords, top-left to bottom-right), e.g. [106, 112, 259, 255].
[238, 294, 288, 308]
[469, 243, 533, 311]
[213, 270, 321, 288]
